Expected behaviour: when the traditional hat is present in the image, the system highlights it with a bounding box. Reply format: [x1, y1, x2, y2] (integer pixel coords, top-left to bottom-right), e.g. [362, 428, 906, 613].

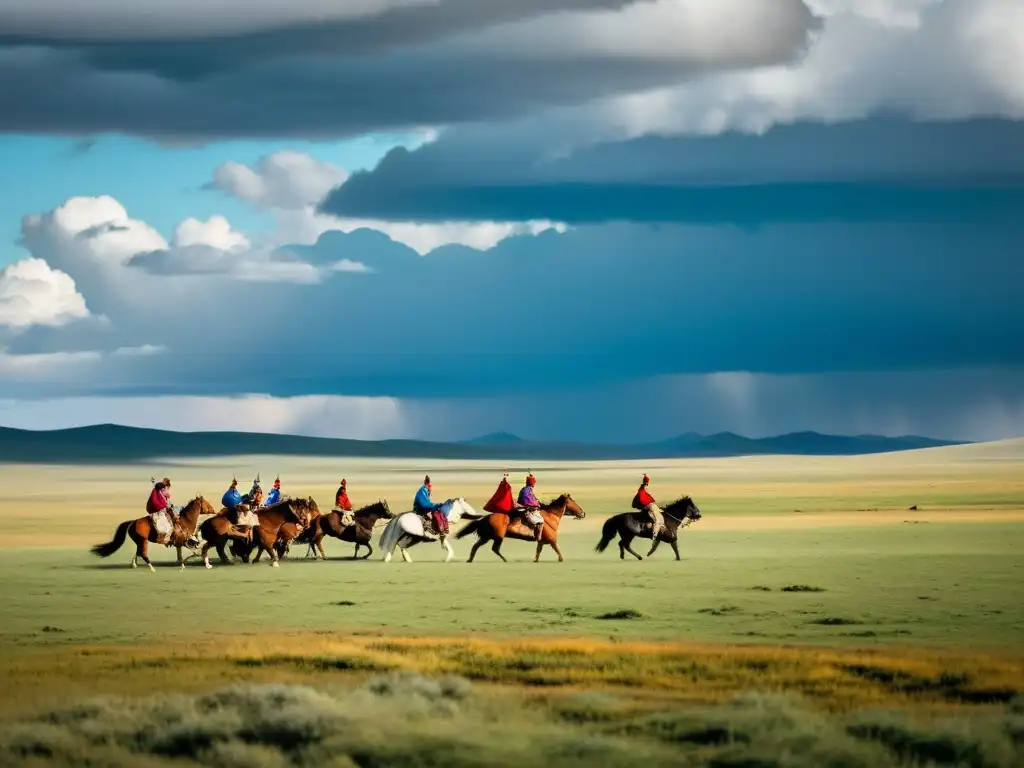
[642, 473, 650, 485]
[273, 477, 281, 489]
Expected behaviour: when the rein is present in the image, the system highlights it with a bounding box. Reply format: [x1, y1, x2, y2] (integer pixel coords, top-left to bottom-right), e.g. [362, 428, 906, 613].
[658, 507, 694, 527]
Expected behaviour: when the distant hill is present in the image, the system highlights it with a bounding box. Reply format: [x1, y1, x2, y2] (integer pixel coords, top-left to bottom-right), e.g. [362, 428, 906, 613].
[0, 424, 963, 464]
[459, 432, 525, 445]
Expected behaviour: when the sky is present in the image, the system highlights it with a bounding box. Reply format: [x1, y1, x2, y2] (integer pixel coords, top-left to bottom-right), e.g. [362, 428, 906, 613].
[0, 0, 1022, 444]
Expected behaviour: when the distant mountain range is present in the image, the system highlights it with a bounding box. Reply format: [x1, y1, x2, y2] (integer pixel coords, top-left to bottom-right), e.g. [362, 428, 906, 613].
[0, 424, 963, 464]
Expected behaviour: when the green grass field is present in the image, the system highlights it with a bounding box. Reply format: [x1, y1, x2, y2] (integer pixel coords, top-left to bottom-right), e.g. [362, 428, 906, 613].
[1, 442, 1023, 765]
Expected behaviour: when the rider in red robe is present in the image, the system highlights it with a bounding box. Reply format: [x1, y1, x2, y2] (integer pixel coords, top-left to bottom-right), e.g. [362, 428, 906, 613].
[335, 479, 352, 511]
[146, 478, 174, 546]
[632, 473, 665, 540]
[335, 479, 355, 526]
[483, 473, 514, 514]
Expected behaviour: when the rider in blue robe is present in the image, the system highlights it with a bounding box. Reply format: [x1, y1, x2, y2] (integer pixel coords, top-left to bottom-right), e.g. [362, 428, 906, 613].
[413, 474, 448, 535]
[265, 477, 281, 506]
[222, 479, 243, 511]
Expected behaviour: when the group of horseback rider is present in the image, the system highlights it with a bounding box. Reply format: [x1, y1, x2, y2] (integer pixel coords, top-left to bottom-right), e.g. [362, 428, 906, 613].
[479, 470, 664, 540]
[143, 468, 667, 548]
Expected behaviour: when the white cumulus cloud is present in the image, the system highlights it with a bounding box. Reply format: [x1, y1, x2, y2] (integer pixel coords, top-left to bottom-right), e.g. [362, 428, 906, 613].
[0, 257, 91, 328]
[172, 216, 250, 252]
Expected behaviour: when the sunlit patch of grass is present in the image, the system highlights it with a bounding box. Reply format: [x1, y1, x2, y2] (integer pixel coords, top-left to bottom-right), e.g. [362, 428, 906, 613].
[1, 634, 1021, 718]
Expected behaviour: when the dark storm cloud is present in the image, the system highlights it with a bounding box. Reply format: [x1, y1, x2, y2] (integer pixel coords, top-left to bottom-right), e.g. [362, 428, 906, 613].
[0, 0, 817, 137]
[5, 219, 1023, 400]
[319, 118, 1024, 224]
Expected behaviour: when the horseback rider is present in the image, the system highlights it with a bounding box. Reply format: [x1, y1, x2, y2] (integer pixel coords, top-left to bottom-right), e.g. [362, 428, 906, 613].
[516, 472, 545, 541]
[632, 473, 665, 540]
[221, 478, 243, 516]
[335, 479, 355, 527]
[413, 474, 448, 536]
[265, 476, 282, 507]
[146, 477, 175, 547]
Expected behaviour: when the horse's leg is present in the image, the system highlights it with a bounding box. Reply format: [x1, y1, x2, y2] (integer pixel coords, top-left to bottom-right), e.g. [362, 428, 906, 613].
[549, 539, 565, 563]
[399, 544, 412, 563]
[129, 527, 140, 569]
[258, 529, 281, 568]
[647, 537, 662, 558]
[176, 544, 186, 570]
[201, 541, 213, 569]
[352, 542, 360, 560]
[490, 538, 508, 563]
[621, 534, 643, 561]
[216, 542, 231, 564]
[669, 539, 681, 561]
[139, 538, 155, 573]
[534, 539, 544, 563]
[361, 541, 373, 561]
[442, 536, 454, 563]
[468, 534, 487, 563]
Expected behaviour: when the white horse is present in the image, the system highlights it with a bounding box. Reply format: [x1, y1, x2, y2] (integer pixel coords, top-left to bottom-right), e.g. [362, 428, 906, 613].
[379, 498, 482, 563]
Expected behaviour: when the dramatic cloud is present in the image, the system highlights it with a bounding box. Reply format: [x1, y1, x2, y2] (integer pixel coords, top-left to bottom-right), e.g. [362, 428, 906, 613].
[210, 150, 566, 254]
[0, 0, 817, 137]
[321, 117, 1024, 224]
[2, 195, 1022, 405]
[593, 0, 1024, 137]
[0, 257, 91, 328]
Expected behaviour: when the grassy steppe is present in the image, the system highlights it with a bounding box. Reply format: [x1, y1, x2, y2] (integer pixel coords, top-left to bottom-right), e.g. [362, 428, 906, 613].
[1, 441, 1022, 765]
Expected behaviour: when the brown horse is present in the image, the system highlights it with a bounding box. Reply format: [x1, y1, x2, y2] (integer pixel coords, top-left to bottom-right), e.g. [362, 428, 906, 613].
[456, 493, 585, 563]
[594, 495, 703, 560]
[291, 500, 393, 560]
[90, 496, 217, 571]
[201, 497, 314, 568]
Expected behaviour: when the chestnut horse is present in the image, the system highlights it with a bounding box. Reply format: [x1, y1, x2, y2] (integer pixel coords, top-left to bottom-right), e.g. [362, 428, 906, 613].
[290, 499, 393, 560]
[594, 495, 703, 561]
[247, 496, 324, 563]
[90, 495, 217, 571]
[456, 493, 585, 563]
[201, 497, 314, 568]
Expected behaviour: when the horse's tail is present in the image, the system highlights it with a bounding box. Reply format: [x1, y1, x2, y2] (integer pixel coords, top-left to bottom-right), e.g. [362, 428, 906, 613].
[91, 520, 132, 558]
[594, 516, 618, 553]
[455, 518, 483, 540]
[377, 515, 403, 556]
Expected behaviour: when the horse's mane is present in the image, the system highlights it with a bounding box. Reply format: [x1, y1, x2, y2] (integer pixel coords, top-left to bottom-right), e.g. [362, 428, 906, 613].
[354, 499, 388, 516]
[182, 495, 213, 512]
[662, 495, 692, 512]
[543, 493, 570, 507]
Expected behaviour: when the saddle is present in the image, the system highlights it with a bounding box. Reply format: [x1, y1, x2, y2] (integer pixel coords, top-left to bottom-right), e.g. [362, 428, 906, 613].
[417, 509, 441, 538]
[232, 503, 260, 527]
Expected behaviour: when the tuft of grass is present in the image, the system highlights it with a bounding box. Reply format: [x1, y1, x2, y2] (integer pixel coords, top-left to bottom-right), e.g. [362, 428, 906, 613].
[596, 610, 644, 621]
[810, 618, 863, 626]
[331, 601, 357, 607]
[782, 585, 827, 593]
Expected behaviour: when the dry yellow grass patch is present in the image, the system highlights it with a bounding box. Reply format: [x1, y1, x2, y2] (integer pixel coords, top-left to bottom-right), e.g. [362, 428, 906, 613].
[2, 633, 1020, 718]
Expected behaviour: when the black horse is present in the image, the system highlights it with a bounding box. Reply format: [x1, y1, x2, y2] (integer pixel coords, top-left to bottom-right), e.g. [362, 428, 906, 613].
[594, 495, 703, 561]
